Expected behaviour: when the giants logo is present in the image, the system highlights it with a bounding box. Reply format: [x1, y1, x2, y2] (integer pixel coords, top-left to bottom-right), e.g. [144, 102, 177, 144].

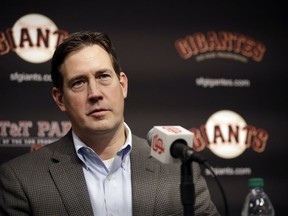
[190, 110, 269, 159]
[0, 13, 69, 63]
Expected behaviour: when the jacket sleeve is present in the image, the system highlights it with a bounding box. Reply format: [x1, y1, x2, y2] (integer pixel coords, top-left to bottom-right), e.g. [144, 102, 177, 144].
[0, 162, 31, 216]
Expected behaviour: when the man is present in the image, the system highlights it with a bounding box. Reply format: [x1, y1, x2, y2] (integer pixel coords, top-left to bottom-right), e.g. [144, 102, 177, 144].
[0, 31, 220, 216]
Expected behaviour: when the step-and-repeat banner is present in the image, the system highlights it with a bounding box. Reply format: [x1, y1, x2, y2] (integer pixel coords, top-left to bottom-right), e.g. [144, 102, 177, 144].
[1, 1, 287, 215]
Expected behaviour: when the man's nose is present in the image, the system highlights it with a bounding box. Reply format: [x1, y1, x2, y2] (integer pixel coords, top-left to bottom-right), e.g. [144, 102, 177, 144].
[87, 81, 103, 100]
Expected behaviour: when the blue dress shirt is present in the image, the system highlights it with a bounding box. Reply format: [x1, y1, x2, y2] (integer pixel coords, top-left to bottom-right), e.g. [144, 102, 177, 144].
[73, 123, 132, 216]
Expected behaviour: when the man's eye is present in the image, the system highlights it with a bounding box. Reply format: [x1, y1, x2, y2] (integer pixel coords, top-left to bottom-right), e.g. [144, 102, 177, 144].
[72, 80, 85, 88]
[99, 74, 110, 79]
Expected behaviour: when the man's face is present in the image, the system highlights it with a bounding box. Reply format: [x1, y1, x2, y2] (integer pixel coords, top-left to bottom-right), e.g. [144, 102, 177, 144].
[52, 45, 128, 138]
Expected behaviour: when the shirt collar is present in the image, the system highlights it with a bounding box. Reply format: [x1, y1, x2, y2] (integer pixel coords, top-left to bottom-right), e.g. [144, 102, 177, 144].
[73, 123, 132, 167]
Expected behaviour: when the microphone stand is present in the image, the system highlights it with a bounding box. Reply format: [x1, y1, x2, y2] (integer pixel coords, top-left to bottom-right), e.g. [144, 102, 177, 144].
[180, 157, 195, 216]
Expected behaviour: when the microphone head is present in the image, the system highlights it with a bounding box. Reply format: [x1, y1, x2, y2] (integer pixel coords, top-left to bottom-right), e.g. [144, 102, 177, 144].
[146, 126, 194, 164]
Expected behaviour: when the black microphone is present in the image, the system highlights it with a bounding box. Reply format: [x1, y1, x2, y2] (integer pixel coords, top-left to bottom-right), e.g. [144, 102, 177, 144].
[147, 126, 229, 216]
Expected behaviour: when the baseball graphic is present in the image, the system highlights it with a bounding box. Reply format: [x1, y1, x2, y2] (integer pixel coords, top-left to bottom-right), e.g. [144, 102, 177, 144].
[206, 110, 247, 159]
[12, 13, 58, 63]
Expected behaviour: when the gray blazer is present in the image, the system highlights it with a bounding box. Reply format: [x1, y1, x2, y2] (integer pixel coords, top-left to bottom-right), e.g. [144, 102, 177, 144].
[0, 130, 219, 216]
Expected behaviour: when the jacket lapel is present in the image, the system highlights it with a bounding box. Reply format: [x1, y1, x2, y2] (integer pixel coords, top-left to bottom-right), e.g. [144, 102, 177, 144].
[131, 135, 160, 215]
[49, 131, 94, 216]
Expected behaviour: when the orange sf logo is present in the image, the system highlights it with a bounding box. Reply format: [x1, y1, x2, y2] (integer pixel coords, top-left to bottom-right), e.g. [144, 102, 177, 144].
[152, 135, 165, 154]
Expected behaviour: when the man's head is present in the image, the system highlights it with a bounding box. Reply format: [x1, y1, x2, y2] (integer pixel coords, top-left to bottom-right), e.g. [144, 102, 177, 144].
[51, 31, 122, 92]
[51, 31, 128, 140]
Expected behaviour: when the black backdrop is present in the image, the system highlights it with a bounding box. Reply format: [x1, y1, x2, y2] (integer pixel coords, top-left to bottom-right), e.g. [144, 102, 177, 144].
[1, 1, 287, 215]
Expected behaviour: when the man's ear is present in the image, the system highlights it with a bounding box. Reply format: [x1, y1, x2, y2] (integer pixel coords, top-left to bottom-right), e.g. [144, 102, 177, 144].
[52, 87, 66, 112]
[119, 72, 128, 98]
